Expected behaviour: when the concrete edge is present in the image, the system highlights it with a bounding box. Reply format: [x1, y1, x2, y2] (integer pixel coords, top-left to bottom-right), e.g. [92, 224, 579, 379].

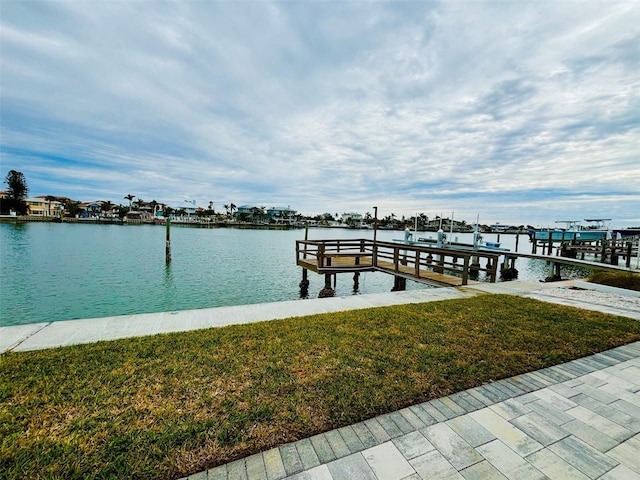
[573, 279, 640, 298]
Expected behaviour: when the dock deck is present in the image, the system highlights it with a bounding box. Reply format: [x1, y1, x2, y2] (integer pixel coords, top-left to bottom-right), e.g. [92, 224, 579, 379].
[296, 239, 499, 288]
[297, 238, 639, 291]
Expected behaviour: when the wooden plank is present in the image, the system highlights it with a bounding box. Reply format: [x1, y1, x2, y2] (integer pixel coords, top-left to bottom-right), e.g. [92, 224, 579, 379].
[299, 254, 478, 287]
[376, 260, 471, 287]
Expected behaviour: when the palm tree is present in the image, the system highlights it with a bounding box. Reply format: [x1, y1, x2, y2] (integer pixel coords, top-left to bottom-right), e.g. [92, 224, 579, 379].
[223, 204, 229, 216]
[101, 200, 114, 217]
[124, 194, 135, 211]
[230, 203, 237, 218]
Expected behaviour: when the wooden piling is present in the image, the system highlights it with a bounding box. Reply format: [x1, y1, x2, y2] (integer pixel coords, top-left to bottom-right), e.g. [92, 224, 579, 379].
[392, 276, 406, 291]
[299, 268, 309, 294]
[165, 218, 171, 263]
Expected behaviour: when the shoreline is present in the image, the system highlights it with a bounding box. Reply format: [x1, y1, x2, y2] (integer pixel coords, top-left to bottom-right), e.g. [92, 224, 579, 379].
[0, 215, 531, 234]
[4, 279, 639, 355]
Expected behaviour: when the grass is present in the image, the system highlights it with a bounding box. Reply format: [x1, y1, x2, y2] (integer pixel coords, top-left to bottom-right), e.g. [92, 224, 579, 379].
[588, 271, 640, 291]
[2, 294, 640, 479]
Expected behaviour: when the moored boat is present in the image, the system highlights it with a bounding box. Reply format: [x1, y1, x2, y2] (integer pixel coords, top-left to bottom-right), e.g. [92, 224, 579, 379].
[528, 219, 611, 242]
[394, 229, 510, 253]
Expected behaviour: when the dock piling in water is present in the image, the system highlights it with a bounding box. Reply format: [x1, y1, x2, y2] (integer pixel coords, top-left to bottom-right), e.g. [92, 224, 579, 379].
[165, 218, 171, 264]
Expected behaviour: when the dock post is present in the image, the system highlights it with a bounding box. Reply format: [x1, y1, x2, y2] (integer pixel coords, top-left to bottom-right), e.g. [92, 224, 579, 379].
[392, 275, 406, 291]
[353, 272, 360, 292]
[500, 255, 518, 280]
[610, 233, 618, 265]
[488, 257, 498, 283]
[319, 274, 335, 298]
[485, 257, 493, 277]
[165, 218, 171, 264]
[626, 241, 633, 268]
[299, 269, 309, 296]
[470, 254, 480, 278]
[372, 242, 378, 267]
[462, 256, 469, 285]
[545, 261, 562, 282]
[515, 233, 520, 252]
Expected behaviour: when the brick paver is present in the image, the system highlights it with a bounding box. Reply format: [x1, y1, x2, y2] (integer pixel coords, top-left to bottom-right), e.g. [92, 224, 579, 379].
[197, 342, 640, 480]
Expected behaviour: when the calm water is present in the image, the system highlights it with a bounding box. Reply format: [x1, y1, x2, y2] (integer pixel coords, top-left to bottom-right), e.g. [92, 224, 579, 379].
[0, 223, 594, 327]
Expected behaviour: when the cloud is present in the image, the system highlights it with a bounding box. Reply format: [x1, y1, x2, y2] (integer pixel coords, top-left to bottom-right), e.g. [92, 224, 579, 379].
[1, 0, 639, 227]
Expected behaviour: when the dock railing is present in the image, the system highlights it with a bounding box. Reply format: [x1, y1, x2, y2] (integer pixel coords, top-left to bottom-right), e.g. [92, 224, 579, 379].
[296, 239, 501, 286]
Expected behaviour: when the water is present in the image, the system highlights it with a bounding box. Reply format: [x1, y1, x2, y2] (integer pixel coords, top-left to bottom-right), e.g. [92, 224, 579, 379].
[0, 223, 594, 327]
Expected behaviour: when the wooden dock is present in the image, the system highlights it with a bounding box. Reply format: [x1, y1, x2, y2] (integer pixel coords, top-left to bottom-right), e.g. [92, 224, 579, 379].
[296, 238, 639, 295]
[530, 231, 639, 268]
[296, 239, 501, 292]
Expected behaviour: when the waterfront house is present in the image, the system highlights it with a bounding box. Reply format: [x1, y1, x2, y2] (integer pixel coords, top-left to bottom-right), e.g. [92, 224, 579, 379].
[79, 201, 103, 218]
[168, 199, 198, 220]
[341, 212, 364, 226]
[25, 196, 64, 217]
[236, 205, 264, 222]
[267, 206, 297, 224]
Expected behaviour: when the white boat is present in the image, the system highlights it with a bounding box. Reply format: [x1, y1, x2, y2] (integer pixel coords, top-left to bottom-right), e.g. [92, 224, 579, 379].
[528, 219, 611, 242]
[395, 229, 510, 253]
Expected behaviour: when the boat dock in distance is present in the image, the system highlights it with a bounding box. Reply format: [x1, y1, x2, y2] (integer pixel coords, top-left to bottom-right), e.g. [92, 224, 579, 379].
[296, 237, 638, 297]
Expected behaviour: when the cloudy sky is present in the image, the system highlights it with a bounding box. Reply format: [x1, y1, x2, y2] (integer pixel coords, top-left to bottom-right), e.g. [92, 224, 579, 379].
[1, 1, 639, 227]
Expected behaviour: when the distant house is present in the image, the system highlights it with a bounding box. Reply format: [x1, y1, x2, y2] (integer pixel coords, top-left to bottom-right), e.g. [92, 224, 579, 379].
[169, 199, 198, 219]
[237, 205, 264, 222]
[237, 204, 256, 214]
[25, 197, 64, 217]
[79, 201, 103, 217]
[490, 224, 516, 232]
[341, 212, 363, 225]
[267, 206, 297, 224]
[125, 210, 152, 222]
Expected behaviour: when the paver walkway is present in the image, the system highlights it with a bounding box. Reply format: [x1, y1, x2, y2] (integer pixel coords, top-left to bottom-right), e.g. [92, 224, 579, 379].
[184, 342, 640, 480]
[178, 281, 640, 480]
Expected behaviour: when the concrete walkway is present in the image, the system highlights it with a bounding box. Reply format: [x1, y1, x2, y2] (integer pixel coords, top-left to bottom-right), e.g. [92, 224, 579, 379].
[7, 279, 638, 354]
[3, 280, 640, 480]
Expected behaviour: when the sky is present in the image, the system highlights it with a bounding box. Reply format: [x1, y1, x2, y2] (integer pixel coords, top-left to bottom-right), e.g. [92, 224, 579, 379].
[1, 1, 639, 228]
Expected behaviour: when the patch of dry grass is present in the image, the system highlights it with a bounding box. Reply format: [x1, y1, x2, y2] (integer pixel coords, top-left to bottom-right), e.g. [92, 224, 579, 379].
[588, 271, 640, 291]
[2, 294, 640, 479]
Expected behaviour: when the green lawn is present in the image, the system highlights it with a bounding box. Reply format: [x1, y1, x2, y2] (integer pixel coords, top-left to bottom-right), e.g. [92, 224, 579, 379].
[2, 294, 640, 479]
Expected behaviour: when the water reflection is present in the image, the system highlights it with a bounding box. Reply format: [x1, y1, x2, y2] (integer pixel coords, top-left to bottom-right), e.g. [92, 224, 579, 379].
[162, 262, 177, 311]
[518, 258, 595, 282]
